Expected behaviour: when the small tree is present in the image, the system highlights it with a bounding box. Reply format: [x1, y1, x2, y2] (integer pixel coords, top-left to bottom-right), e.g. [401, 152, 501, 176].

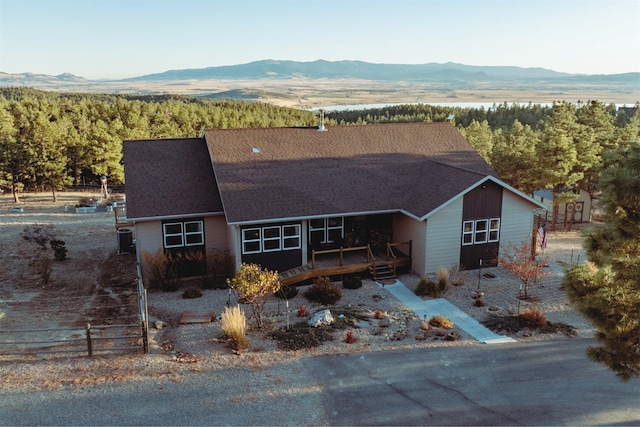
[227, 263, 281, 329]
[500, 240, 551, 301]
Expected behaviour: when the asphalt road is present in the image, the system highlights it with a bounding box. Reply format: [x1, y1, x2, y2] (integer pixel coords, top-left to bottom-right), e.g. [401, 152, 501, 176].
[303, 338, 640, 426]
[1, 338, 638, 426]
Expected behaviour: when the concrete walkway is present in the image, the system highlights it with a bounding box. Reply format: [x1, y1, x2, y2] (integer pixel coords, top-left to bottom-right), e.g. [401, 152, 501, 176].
[377, 280, 515, 344]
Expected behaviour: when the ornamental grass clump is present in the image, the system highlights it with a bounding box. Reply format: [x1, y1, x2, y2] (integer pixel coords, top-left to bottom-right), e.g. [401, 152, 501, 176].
[220, 305, 248, 350]
[437, 266, 450, 295]
[429, 315, 454, 329]
[414, 277, 441, 298]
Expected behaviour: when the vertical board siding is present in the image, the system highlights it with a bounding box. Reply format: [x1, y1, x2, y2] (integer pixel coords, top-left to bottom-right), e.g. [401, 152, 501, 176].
[500, 190, 536, 250]
[393, 213, 426, 275]
[426, 197, 463, 274]
[462, 180, 503, 219]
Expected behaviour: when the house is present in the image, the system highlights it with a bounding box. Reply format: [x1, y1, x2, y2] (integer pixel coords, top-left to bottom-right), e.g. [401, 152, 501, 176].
[533, 188, 592, 226]
[123, 122, 546, 285]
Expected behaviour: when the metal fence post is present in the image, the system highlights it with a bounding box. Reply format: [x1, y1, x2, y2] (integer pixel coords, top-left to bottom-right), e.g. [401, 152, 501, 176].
[85, 323, 93, 357]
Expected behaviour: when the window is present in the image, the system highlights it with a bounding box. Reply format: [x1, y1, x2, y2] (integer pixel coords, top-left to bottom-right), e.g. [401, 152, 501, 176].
[283, 224, 301, 249]
[242, 228, 261, 254]
[462, 221, 474, 246]
[308, 217, 344, 244]
[262, 226, 281, 252]
[241, 224, 301, 254]
[488, 218, 500, 242]
[164, 220, 204, 248]
[184, 221, 204, 246]
[475, 219, 488, 244]
[461, 218, 500, 246]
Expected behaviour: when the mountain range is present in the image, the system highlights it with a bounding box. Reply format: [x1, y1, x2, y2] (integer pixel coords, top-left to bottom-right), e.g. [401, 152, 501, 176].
[2, 59, 638, 85]
[1, 60, 638, 108]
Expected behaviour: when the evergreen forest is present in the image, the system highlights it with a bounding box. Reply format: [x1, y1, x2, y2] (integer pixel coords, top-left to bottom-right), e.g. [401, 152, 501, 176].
[1, 87, 639, 218]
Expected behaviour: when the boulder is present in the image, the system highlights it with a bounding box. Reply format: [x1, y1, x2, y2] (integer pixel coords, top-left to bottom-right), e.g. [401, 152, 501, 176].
[308, 309, 334, 327]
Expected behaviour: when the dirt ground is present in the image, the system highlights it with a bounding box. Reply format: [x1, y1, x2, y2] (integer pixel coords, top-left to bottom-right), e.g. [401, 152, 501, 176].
[0, 192, 139, 353]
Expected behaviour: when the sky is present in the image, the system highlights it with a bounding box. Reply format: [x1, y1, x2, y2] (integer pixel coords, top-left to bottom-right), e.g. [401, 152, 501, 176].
[1, 0, 639, 80]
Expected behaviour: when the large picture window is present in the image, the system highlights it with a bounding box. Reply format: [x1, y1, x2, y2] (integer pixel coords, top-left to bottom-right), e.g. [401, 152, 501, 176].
[242, 224, 301, 255]
[462, 218, 500, 246]
[163, 220, 204, 248]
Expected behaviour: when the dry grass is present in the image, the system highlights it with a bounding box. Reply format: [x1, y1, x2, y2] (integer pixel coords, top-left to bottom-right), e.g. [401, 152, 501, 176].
[221, 305, 248, 350]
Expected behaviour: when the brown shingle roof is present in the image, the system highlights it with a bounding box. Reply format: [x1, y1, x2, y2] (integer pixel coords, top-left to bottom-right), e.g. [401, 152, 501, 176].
[203, 122, 498, 224]
[123, 138, 223, 219]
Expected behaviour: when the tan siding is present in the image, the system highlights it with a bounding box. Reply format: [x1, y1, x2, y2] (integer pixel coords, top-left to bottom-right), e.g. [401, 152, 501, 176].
[425, 197, 463, 273]
[393, 213, 426, 275]
[136, 215, 232, 282]
[135, 221, 163, 259]
[500, 190, 535, 249]
[134, 220, 163, 284]
[204, 215, 231, 252]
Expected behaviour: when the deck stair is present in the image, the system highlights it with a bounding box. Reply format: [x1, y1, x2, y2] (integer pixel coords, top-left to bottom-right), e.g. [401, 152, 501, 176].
[369, 263, 395, 281]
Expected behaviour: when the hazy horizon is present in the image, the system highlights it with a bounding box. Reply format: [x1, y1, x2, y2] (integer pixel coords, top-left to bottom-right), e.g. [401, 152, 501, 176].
[1, 0, 638, 80]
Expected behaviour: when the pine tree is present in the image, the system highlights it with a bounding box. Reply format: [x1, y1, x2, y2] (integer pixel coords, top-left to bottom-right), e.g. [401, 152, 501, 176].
[490, 120, 539, 194]
[535, 102, 584, 229]
[563, 141, 640, 382]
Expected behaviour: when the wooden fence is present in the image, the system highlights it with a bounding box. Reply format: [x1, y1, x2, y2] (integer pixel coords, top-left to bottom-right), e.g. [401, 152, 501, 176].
[0, 323, 144, 357]
[0, 263, 149, 358]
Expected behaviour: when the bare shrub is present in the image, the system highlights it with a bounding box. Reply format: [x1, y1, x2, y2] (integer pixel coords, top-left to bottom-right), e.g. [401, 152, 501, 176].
[142, 250, 180, 292]
[303, 276, 342, 305]
[202, 249, 235, 289]
[519, 306, 547, 329]
[21, 223, 58, 250]
[29, 255, 54, 285]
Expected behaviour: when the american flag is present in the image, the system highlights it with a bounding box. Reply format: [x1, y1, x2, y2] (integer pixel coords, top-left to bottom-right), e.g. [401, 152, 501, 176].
[538, 224, 547, 250]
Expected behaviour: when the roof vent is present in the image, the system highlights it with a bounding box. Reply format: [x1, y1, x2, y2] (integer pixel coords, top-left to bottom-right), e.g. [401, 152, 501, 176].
[318, 109, 327, 131]
[252, 147, 260, 153]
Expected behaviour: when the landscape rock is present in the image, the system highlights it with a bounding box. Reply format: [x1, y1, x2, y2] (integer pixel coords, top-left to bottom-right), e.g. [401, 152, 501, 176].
[308, 309, 334, 327]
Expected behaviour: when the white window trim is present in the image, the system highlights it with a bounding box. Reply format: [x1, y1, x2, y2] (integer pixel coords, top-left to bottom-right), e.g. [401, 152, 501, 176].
[282, 224, 301, 250]
[164, 222, 184, 248]
[242, 224, 302, 254]
[488, 218, 500, 243]
[164, 220, 204, 249]
[462, 218, 500, 246]
[474, 219, 489, 244]
[184, 220, 204, 247]
[309, 217, 344, 244]
[262, 226, 282, 253]
[242, 228, 262, 254]
[462, 220, 474, 246]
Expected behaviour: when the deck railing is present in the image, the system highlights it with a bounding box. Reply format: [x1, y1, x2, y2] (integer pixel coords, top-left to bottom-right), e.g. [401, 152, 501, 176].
[311, 245, 370, 269]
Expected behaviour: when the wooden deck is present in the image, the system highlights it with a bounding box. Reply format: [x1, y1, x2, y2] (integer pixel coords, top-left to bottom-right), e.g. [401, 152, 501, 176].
[279, 241, 412, 286]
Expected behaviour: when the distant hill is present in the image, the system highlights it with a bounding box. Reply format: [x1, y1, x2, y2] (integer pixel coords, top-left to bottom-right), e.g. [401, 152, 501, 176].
[2, 60, 639, 85]
[1, 60, 638, 107]
[124, 59, 576, 81]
